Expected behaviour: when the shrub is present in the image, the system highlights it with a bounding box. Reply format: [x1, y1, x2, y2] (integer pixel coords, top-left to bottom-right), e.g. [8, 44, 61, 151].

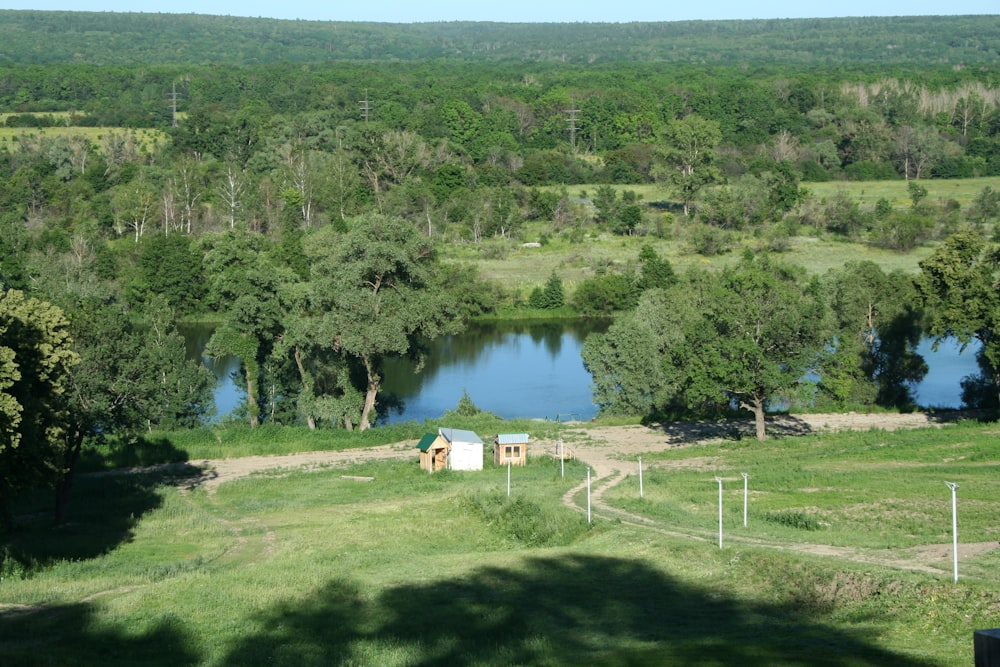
[761, 510, 823, 531]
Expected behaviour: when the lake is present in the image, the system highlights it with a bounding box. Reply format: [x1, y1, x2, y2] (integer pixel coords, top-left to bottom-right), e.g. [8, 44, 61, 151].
[183, 321, 982, 424]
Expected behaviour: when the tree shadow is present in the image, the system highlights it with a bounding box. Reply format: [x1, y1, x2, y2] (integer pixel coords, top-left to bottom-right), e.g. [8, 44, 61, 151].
[645, 410, 981, 445]
[646, 414, 818, 443]
[220, 554, 937, 666]
[2, 463, 203, 572]
[0, 600, 198, 666]
[78, 435, 191, 472]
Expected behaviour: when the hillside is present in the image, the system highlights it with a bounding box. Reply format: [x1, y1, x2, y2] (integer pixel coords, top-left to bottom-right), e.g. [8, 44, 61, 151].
[0, 10, 998, 66]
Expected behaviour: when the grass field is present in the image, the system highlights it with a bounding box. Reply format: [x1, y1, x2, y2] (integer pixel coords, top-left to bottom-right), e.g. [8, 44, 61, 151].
[0, 126, 168, 154]
[1, 419, 997, 666]
[460, 177, 1000, 293]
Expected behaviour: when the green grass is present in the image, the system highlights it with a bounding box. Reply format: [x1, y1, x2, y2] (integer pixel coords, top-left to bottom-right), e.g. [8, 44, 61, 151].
[805, 177, 1000, 209]
[2, 420, 999, 665]
[0, 125, 168, 153]
[605, 421, 1000, 556]
[455, 177, 1000, 292]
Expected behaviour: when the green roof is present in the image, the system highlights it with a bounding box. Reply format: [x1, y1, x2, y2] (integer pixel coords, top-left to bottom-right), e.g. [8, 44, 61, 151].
[416, 433, 439, 452]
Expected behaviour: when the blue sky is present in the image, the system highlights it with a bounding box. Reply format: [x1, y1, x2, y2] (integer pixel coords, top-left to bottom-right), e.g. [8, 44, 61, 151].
[0, 1, 996, 23]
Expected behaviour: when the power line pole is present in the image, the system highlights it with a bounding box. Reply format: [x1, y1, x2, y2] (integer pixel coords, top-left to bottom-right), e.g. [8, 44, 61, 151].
[565, 106, 581, 150]
[359, 89, 372, 123]
[168, 82, 180, 128]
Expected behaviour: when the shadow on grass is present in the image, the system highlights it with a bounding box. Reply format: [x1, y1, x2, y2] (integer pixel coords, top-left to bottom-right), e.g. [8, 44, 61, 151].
[221, 554, 938, 667]
[78, 434, 191, 472]
[646, 410, 982, 444]
[2, 464, 202, 573]
[0, 600, 198, 666]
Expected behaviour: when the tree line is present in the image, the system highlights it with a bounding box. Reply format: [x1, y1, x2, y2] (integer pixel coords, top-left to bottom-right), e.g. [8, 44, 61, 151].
[0, 11, 997, 67]
[583, 234, 1000, 441]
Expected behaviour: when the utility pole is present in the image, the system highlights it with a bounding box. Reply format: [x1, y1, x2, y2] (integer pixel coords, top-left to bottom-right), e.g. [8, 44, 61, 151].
[565, 106, 581, 150]
[359, 89, 372, 123]
[168, 82, 180, 128]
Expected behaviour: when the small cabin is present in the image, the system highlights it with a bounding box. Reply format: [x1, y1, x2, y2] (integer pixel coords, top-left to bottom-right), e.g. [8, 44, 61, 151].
[439, 428, 484, 471]
[416, 432, 449, 473]
[494, 433, 529, 466]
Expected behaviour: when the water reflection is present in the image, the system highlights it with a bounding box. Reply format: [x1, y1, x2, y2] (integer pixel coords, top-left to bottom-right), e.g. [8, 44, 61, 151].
[181, 320, 982, 425]
[380, 319, 608, 424]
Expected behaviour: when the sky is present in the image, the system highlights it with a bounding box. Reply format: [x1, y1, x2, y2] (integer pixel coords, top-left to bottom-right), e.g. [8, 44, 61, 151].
[0, 1, 996, 23]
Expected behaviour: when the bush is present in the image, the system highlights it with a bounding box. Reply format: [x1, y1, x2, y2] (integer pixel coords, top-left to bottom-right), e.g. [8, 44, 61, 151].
[686, 222, 732, 256]
[870, 212, 934, 251]
[761, 510, 823, 531]
[573, 274, 638, 315]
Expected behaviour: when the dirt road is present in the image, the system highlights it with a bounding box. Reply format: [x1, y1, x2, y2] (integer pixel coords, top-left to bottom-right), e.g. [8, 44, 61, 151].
[180, 411, 994, 575]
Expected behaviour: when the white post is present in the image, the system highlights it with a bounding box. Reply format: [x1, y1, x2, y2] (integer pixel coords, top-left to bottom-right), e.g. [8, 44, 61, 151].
[638, 456, 644, 499]
[716, 477, 724, 549]
[507, 460, 511, 497]
[946, 481, 959, 583]
[560, 441, 565, 478]
[742, 472, 749, 528]
[587, 467, 592, 524]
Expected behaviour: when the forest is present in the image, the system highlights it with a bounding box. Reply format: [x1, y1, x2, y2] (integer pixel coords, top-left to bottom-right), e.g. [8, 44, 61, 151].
[0, 11, 999, 521]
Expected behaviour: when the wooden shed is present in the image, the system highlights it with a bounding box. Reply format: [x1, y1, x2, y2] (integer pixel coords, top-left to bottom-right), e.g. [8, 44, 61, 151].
[494, 433, 529, 466]
[439, 428, 484, 471]
[416, 432, 449, 473]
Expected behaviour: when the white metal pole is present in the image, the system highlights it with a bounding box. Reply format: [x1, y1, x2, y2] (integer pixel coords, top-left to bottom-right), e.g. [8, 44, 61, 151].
[507, 460, 511, 497]
[716, 477, 723, 549]
[587, 467, 592, 524]
[946, 481, 959, 583]
[742, 472, 749, 528]
[560, 441, 564, 478]
[638, 456, 644, 499]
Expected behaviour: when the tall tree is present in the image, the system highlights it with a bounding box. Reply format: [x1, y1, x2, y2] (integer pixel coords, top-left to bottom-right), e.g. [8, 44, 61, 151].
[653, 114, 722, 216]
[821, 261, 926, 409]
[0, 290, 78, 528]
[202, 230, 295, 427]
[678, 255, 827, 440]
[307, 215, 464, 430]
[584, 254, 827, 440]
[917, 231, 1000, 409]
[55, 296, 213, 523]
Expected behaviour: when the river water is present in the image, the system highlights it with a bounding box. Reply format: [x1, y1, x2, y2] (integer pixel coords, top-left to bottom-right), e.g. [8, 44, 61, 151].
[182, 321, 982, 424]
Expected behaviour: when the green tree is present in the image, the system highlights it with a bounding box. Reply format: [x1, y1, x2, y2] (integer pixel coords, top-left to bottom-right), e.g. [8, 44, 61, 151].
[821, 262, 926, 410]
[307, 215, 464, 430]
[133, 233, 206, 313]
[637, 245, 676, 292]
[202, 230, 295, 427]
[0, 290, 78, 528]
[55, 295, 213, 523]
[653, 114, 722, 216]
[574, 273, 639, 316]
[679, 255, 827, 440]
[917, 231, 1000, 409]
[586, 255, 827, 439]
[967, 185, 1000, 226]
[529, 272, 564, 310]
[582, 289, 681, 416]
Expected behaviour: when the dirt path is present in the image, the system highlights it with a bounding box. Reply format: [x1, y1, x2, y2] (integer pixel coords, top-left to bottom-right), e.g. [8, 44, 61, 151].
[117, 411, 994, 575]
[546, 412, 997, 575]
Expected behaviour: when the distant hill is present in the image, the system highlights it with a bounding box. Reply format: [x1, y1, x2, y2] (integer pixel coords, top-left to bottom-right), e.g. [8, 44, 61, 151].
[0, 10, 998, 67]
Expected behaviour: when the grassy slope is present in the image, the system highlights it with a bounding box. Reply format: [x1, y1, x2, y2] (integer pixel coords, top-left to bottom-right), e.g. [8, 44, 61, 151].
[2, 421, 997, 666]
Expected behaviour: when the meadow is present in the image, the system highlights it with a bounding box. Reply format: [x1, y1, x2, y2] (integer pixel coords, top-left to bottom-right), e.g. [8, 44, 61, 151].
[0, 124, 168, 154]
[1, 418, 998, 666]
[455, 176, 1000, 293]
